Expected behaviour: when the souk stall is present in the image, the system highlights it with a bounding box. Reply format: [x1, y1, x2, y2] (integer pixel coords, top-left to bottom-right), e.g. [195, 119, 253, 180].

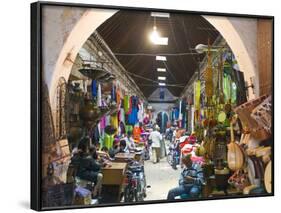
[178, 46, 272, 198]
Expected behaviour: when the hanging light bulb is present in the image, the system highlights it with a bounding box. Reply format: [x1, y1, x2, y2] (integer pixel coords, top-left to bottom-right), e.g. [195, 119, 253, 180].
[149, 26, 169, 45]
[150, 26, 160, 43]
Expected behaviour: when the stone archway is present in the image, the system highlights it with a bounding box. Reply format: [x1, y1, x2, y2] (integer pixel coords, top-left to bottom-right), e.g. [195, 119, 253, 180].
[203, 15, 259, 99]
[43, 7, 118, 111]
[45, 8, 259, 112]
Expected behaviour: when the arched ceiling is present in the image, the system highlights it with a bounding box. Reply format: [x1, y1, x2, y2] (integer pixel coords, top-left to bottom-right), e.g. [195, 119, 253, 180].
[96, 10, 220, 98]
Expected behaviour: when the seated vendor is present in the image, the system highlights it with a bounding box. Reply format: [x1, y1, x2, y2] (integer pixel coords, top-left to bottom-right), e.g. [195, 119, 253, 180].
[167, 154, 204, 200]
[99, 146, 110, 159]
[88, 145, 103, 199]
[71, 138, 103, 199]
[109, 139, 120, 158]
[118, 139, 129, 153]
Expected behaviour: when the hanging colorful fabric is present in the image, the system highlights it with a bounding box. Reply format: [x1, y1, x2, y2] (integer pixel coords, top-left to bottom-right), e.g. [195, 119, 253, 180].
[100, 116, 106, 130]
[133, 125, 141, 143]
[110, 114, 119, 134]
[116, 88, 121, 107]
[111, 84, 116, 102]
[127, 96, 139, 125]
[205, 49, 213, 104]
[124, 95, 130, 114]
[194, 80, 201, 110]
[119, 108, 125, 123]
[109, 134, 114, 148]
[219, 53, 225, 104]
[91, 80, 97, 98]
[97, 83, 102, 107]
[231, 82, 237, 104]
[179, 100, 182, 120]
[125, 125, 133, 134]
[104, 133, 111, 149]
[223, 74, 231, 103]
[137, 102, 144, 122]
[128, 108, 138, 125]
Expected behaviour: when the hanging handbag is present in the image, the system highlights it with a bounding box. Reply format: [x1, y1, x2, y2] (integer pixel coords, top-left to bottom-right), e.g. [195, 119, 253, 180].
[234, 95, 270, 141]
[251, 95, 272, 134]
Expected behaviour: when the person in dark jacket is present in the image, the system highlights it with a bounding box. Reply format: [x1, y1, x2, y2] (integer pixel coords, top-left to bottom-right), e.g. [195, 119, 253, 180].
[167, 154, 204, 200]
[119, 139, 129, 153]
[88, 145, 103, 199]
[109, 139, 120, 158]
[71, 138, 103, 199]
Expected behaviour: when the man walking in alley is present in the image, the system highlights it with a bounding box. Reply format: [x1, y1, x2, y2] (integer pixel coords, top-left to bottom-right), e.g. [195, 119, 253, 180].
[149, 125, 162, 164]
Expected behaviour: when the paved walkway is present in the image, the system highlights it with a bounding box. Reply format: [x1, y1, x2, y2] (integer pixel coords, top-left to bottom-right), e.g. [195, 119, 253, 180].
[144, 155, 181, 201]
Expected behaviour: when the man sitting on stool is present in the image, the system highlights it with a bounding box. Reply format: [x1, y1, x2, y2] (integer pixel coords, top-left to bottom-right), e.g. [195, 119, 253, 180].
[71, 138, 103, 200]
[167, 154, 204, 200]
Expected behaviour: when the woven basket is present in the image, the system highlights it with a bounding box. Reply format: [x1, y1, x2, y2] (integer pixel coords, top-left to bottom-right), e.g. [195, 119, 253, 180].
[234, 95, 270, 141]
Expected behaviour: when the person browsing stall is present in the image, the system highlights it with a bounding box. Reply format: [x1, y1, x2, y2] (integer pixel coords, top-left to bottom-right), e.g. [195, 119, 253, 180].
[124, 131, 136, 151]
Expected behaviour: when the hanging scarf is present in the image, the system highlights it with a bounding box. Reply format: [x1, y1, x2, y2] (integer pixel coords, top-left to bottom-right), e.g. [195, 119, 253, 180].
[97, 83, 102, 107]
[91, 80, 97, 98]
[194, 80, 201, 110]
[116, 88, 121, 108]
[111, 84, 116, 102]
[179, 100, 183, 120]
[110, 114, 119, 134]
[124, 95, 130, 114]
[223, 74, 232, 103]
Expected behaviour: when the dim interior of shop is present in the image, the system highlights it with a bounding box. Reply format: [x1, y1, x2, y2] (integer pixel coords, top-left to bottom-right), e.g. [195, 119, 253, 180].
[42, 10, 273, 207]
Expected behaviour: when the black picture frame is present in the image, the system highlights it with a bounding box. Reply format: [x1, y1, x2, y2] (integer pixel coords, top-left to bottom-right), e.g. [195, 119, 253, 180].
[31, 1, 274, 211]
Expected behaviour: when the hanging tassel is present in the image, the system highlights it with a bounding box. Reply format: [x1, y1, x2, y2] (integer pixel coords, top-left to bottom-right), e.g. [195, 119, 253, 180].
[97, 83, 102, 107]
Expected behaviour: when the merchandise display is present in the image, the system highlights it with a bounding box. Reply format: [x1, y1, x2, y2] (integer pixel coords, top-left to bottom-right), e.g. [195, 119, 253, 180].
[31, 2, 274, 211]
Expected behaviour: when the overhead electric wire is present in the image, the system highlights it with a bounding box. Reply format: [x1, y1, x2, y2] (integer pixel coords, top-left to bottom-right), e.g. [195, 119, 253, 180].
[197, 17, 218, 39]
[122, 67, 184, 87]
[183, 17, 204, 81]
[182, 18, 199, 65]
[162, 60, 177, 82]
[113, 52, 199, 56]
[168, 15, 189, 76]
[139, 83, 185, 88]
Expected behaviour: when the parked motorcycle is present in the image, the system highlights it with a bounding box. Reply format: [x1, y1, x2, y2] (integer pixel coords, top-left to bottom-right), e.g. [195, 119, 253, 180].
[124, 160, 147, 202]
[165, 127, 174, 144]
[140, 132, 151, 161]
[167, 134, 189, 170]
[167, 140, 180, 170]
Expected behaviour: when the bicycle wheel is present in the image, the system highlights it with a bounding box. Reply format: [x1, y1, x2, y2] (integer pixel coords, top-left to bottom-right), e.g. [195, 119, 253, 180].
[167, 152, 173, 165]
[124, 186, 134, 202]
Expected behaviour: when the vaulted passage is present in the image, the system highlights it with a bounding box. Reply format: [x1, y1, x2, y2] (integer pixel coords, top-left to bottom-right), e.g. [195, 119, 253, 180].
[39, 5, 273, 209]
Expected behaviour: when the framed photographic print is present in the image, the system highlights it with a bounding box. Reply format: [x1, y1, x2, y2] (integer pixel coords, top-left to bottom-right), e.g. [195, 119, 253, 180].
[31, 1, 274, 211]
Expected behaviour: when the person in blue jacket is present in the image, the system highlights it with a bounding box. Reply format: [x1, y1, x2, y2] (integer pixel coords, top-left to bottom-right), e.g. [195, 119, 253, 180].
[167, 154, 204, 200]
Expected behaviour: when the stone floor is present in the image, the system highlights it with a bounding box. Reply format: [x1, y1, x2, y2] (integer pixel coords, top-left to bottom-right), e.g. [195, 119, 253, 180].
[144, 155, 181, 201]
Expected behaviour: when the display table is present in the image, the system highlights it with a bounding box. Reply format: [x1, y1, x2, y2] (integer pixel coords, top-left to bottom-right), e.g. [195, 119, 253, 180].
[101, 162, 127, 185]
[114, 153, 136, 163]
[101, 162, 127, 203]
